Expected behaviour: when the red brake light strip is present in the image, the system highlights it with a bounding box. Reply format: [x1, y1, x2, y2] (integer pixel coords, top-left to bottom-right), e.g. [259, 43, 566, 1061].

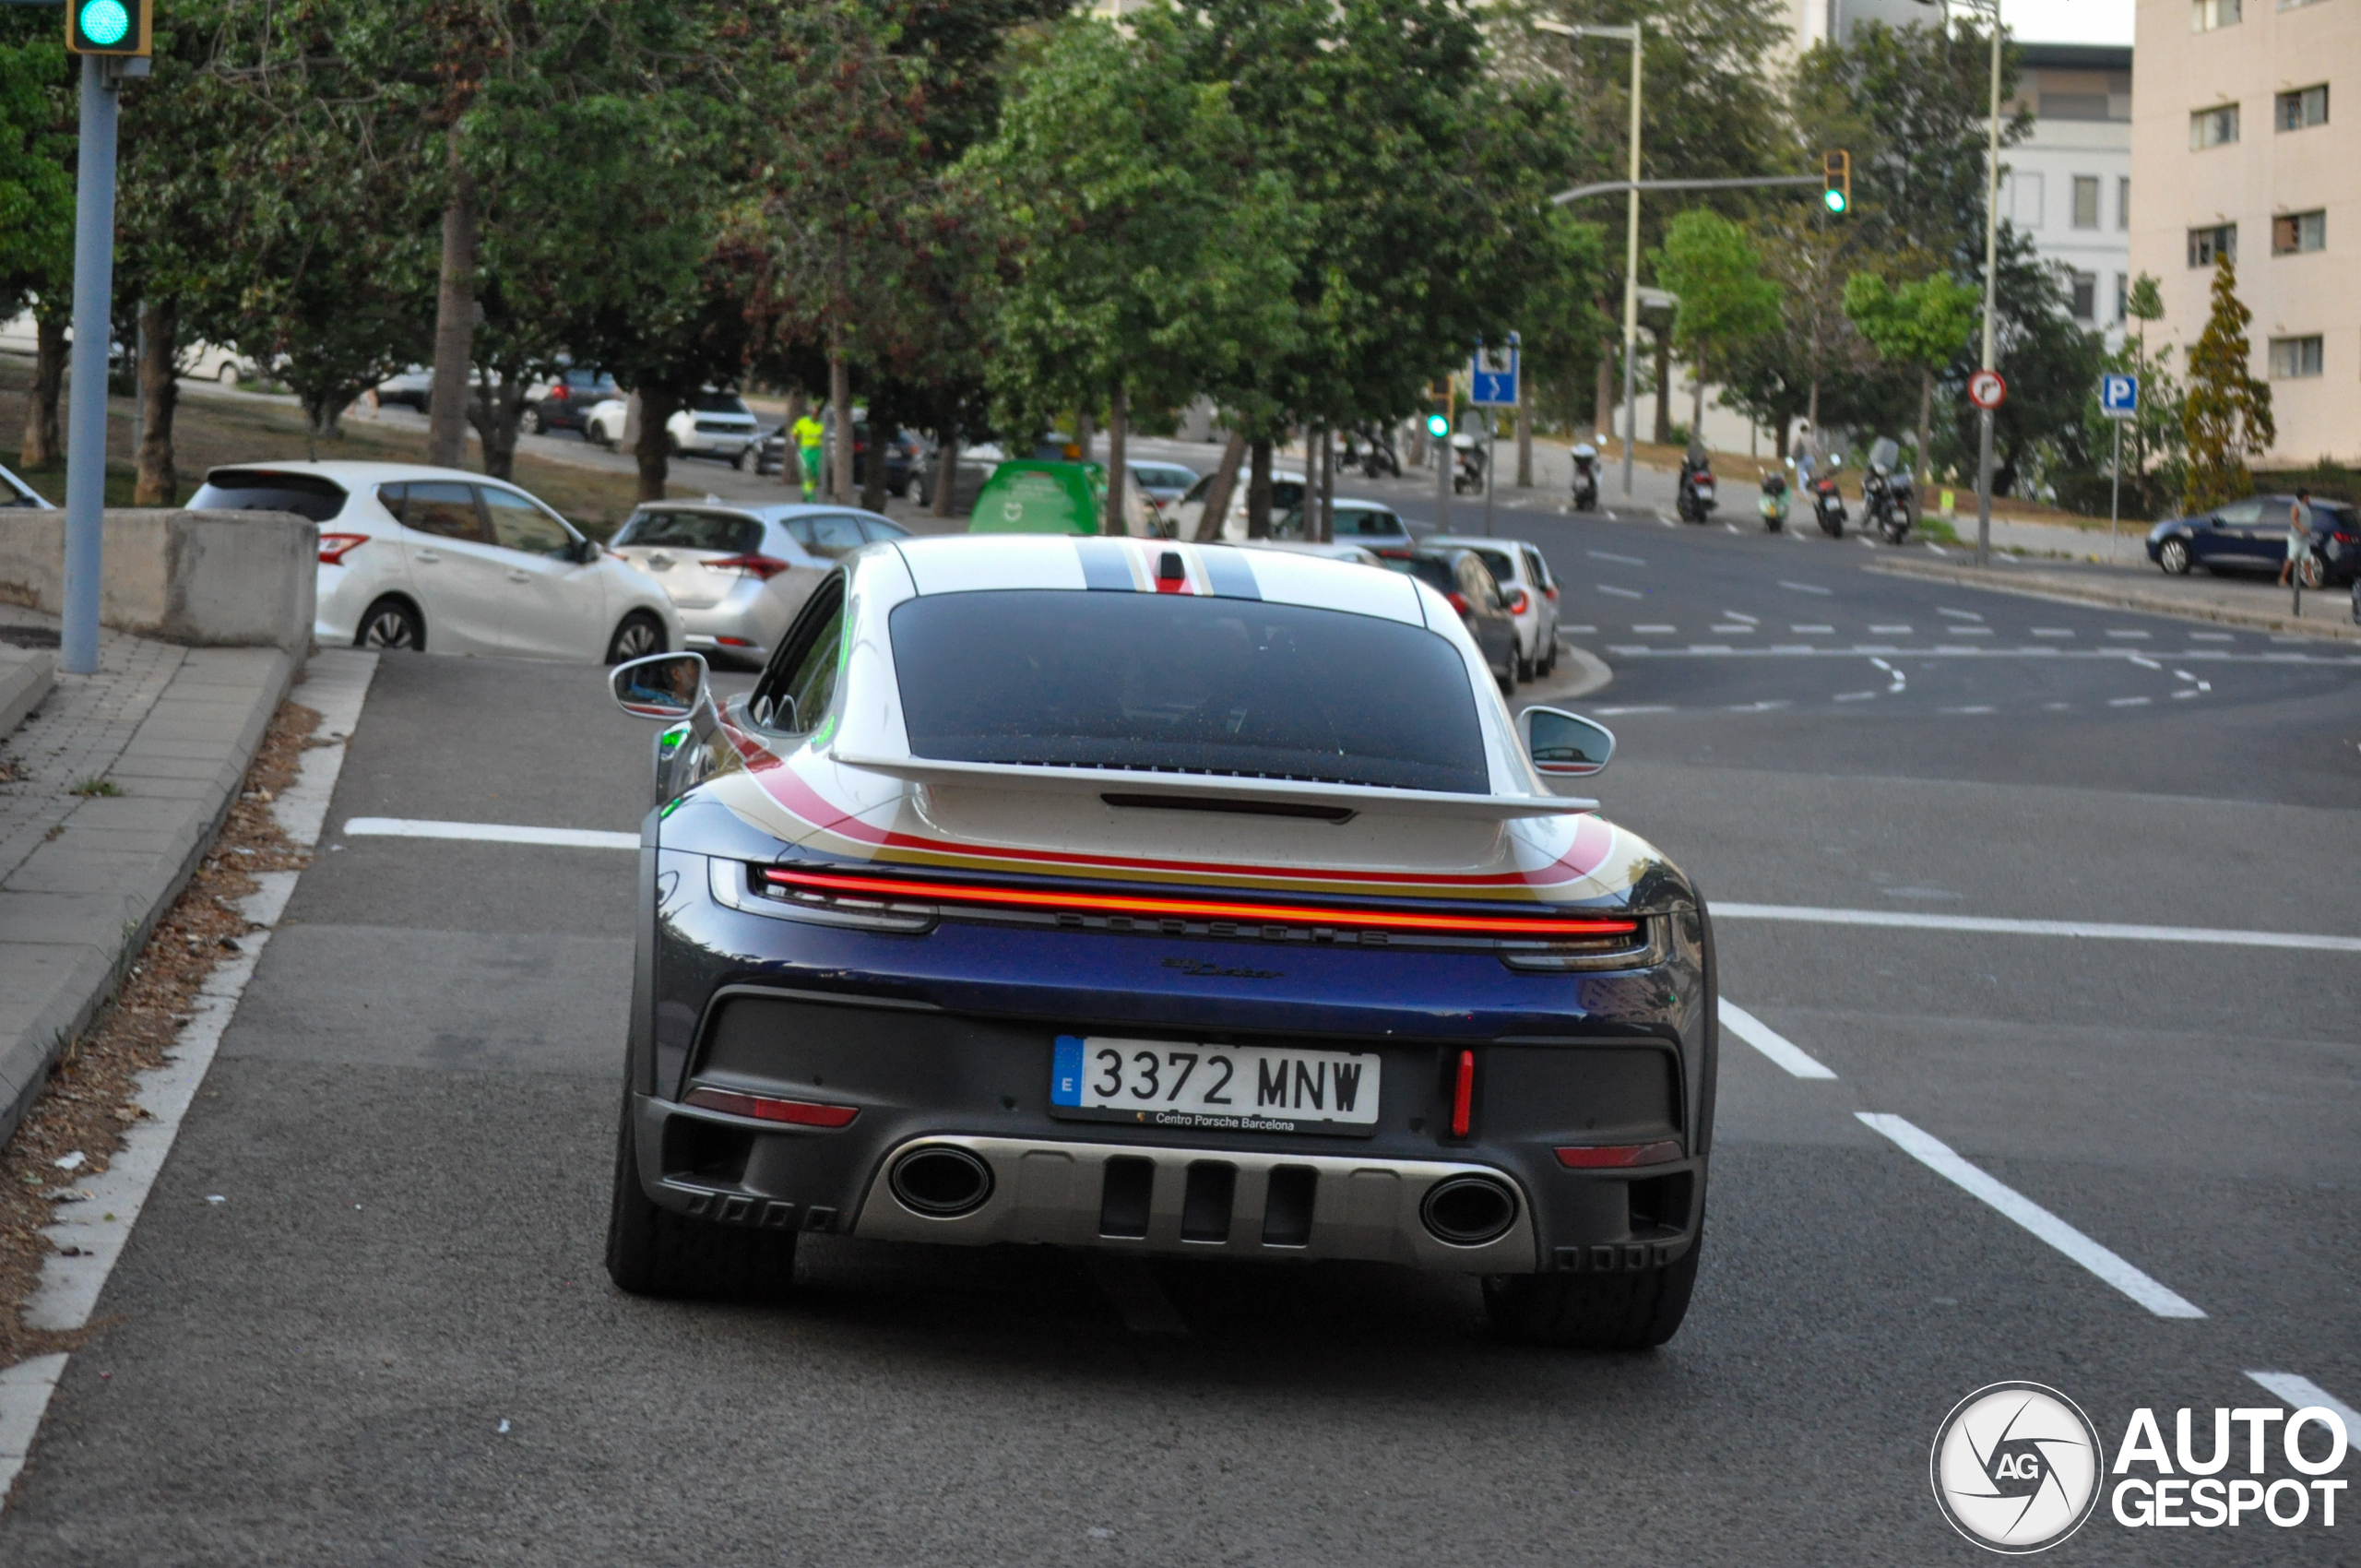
[683, 1086, 859, 1128]
[760, 868, 1641, 939]
[1554, 1140, 1682, 1169]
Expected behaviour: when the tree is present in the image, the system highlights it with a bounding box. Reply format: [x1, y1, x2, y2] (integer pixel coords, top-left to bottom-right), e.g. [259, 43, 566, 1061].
[1652, 209, 1777, 453]
[1720, 204, 1877, 457]
[1843, 268, 1977, 485]
[2180, 255, 2273, 513]
[1, 14, 74, 469]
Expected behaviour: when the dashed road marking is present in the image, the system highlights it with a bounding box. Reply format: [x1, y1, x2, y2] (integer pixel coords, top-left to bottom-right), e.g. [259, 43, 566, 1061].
[1937, 607, 1985, 621]
[1857, 1113, 2206, 1319]
[1720, 610, 1758, 624]
[1587, 550, 1646, 565]
[2106, 629, 2152, 639]
[1791, 624, 1834, 634]
[1834, 690, 1877, 701]
[1870, 624, 1912, 634]
[345, 817, 640, 849]
[2244, 1372, 2361, 1435]
[2032, 627, 2073, 637]
[1718, 1001, 1837, 1078]
[1635, 623, 1677, 633]
[1596, 583, 1643, 599]
[1778, 579, 1833, 595]
[2109, 696, 2151, 707]
[2128, 655, 2162, 671]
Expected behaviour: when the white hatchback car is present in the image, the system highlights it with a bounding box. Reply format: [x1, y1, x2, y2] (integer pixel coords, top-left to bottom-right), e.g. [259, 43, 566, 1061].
[187, 461, 682, 662]
[1426, 534, 1561, 679]
[604, 502, 908, 667]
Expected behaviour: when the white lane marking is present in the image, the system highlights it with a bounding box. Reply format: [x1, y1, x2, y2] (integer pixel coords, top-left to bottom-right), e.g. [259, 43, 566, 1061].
[1720, 610, 1758, 624]
[1655, 513, 1679, 529]
[1870, 624, 1912, 633]
[1778, 579, 1832, 595]
[2173, 669, 2198, 682]
[1596, 583, 1643, 599]
[1587, 550, 1646, 565]
[2189, 631, 2234, 641]
[2128, 654, 2162, 671]
[2106, 629, 2152, 639]
[1938, 607, 1985, 621]
[1725, 523, 1740, 534]
[1726, 698, 1788, 710]
[1950, 626, 1993, 636]
[1869, 658, 1894, 671]
[1791, 623, 1834, 634]
[1634, 623, 1677, 633]
[1593, 705, 1673, 715]
[2109, 696, 2151, 707]
[1716, 902, 2361, 952]
[2172, 689, 2199, 699]
[2245, 1373, 2361, 1436]
[1720, 1001, 1838, 1078]
[344, 817, 639, 850]
[1925, 541, 1949, 555]
[1857, 535, 1877, 548]
[2032, 627, 2073, 637]
[1563, 624, 1597, 633]
[1833, 690, 1877, 701]
[1857, 1114, 2206, 1318]
[1711, 624, 1755, 634]
[1941, 705, 1997, 714]
[2, 651, 383, 1504]
[1693, 645, 1737, 654]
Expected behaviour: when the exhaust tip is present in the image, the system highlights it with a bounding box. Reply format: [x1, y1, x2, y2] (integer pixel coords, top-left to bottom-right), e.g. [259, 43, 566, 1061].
[889, 1145, 994, 1218]
[1420, 1175, 1517, 1246]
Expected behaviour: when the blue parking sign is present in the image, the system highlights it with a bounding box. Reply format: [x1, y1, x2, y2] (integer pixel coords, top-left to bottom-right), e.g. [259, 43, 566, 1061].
[1470, 336, 1520, 408]
[2100, 374, 2138, 419]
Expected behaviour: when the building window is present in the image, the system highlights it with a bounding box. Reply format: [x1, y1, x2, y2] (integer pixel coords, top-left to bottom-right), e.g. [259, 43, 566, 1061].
[2071, 176, 2101, 229]
[2276, 85, 2328, 131]
[2189, 104, 2240, 148]
[2191, 0, 2240, 28]
[2188, 223, 2236, 267]
[2267, 336, 2323, 377]
[2070, 273, 2097, 320]
[2011, 171, 2046, 228]
[2272, 209, 2327, 254]
[2114, 273, 2129, 324]
[2118, 176, 2130, 229]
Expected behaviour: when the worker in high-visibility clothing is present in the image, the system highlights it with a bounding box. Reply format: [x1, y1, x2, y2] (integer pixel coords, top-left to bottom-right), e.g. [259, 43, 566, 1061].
[791, 408, 826, 501]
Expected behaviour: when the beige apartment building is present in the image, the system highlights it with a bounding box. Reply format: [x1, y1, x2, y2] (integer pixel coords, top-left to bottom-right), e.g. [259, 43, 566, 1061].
[2130, 0, 2355, 466]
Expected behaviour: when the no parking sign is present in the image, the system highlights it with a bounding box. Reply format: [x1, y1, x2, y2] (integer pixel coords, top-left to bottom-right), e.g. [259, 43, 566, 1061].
[1967, 369, 2008, 411]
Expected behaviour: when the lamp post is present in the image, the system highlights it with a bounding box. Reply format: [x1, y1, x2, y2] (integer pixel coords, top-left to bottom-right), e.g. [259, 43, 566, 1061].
[1536, 18, 1643, 500]
[1917, 0, 2005, 567]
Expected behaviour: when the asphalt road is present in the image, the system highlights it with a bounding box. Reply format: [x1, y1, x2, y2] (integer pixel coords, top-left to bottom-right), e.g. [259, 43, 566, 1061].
[2, 516, 2356, 1563]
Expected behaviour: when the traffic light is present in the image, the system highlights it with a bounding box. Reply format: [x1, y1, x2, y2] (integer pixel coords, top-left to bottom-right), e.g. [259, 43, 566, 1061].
[1425, 412, 1451, 440]
[1821, 149, 1852, 216]
[66, 0, 150, 56]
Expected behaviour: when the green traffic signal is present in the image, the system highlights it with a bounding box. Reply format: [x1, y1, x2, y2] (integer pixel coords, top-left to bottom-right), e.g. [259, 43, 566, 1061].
[78, 0, 129, 44]
[1425, 413, 1450, 439]
[1821, 187, 1847, 215]
[66, 0, 148, 55]
[1821, 148, 1851, 217]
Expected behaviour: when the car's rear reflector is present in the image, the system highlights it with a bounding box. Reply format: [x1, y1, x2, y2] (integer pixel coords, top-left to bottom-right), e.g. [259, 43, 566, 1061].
[757, 868, 1642, 940]
[683, 1086, 859, 1128]
[1451, 1049, 1475, 1138]
[1554, 1141, 1682, 1169]
[708, 553, 790, 580]
[318, 532, 369, 565]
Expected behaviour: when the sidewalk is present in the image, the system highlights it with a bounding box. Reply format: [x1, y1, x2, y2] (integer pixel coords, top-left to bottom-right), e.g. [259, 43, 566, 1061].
[0, 608, 297, 1143]
[1869, 554, 2360, 641]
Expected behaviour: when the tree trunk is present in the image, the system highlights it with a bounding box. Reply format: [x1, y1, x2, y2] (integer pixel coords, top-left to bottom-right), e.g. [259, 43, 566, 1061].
[426, 124, 480, 471]
[861, 413, 894, 515]
[1592, 339, 1615, 443]
[1245, 439, 1273, 540]
[22, 315, 66, 469]
[1514, 402, 1533, 488]
[1689, 368, 1706, 457]
[782, 387, 806, 488]
[1074, 405, 1095, 466]
[1318, 425, 1335, 542]
[1774, 412, 1792, 469]
[635, 385, 679, 503]
[1806, 380, 1821, 455]
[1104, 382, 1128, 536]
[1192, 431, 1247, 541]
[1915, 366, 1934, 490]
[932, 431, 960, 518]
[1651, 327, 1672, 446]
[468, 372, 524, 481]
[828, 345, 852, 504]
[134, 299, 179, 505]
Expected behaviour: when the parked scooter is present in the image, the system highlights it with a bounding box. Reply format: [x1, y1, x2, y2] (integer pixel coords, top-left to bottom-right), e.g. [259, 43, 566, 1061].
[1861, 436, 1916, 544]
[1758, 472, 1789, 533]
[1452, 434, 1487, 494]
[1347, 425, 1400, 479]
[1571, 443, 1600, 513]
[1811, 463, 1848, 539]
[1676, 453, 1717, 523]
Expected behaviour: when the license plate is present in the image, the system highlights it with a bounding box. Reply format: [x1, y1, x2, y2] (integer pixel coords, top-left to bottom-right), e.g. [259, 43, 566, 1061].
[1050, 1036, 1380, 1136]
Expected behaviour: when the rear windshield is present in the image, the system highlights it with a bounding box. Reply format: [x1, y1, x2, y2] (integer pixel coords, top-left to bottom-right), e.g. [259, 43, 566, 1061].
[1467, 548, 1514, 585]
[611, 511, 763, 554]
[888, 590, 1489, 794]
[1335, 509, 1403, 537]
[1376, 553, 1459, 596]
[688, 393, 751, 417]
[187, 469, 349, 523]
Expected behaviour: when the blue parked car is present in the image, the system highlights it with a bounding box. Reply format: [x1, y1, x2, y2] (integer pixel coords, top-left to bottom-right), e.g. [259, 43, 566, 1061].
[2147, 493, 2359, 586]
[599, 535, 1713, 1349]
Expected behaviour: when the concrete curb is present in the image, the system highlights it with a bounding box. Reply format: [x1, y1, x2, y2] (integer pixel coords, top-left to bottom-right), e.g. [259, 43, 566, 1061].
[1523, 644, 1613, 705]
[1866, 557, 2361, 642]
[0, 650, 53, 739]
[0, 645, 298, 1147]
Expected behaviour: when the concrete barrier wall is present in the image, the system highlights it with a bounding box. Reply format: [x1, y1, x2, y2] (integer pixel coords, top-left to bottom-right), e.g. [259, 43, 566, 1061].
[0, 509, 316, 651]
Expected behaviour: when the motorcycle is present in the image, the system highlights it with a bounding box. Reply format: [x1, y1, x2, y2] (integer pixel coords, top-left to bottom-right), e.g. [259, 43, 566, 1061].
[1357, 427, 1401, 478]
[1861, 436, 1917, 544]
[1452, 434, 1487, 494]
[1571, 443, 1600, 513]
[1811, 466, 1847, 539]
[1757, 472, 1789, 533]
[1676, 454, 1717, 523]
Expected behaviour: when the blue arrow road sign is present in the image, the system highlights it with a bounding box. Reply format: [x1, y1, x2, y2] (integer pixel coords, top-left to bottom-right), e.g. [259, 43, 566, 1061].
[1470, 337, 1520, 408]
[2100, 374, 2139, 419]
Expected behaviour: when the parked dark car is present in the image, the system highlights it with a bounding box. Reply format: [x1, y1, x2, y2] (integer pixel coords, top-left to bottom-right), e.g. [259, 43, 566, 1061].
[1372, 546, 1522, 695]
[2147, 493, 2360, 585]
[525, 369, 622, 435]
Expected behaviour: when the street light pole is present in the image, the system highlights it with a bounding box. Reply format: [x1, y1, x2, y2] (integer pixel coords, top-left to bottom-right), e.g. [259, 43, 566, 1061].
[1536, 18, 1643, 499]
[1975, 3, 2000, 569]
[62, 54, 122, 677]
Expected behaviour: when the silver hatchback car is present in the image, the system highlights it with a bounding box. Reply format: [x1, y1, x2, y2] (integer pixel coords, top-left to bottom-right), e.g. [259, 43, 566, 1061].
[604, 503, 909, 666]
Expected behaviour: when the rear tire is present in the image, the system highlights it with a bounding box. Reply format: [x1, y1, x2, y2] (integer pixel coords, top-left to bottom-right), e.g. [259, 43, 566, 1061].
[2157, 537, 2191, 575]
[604, 611, 666, 665]
[604, 1105, 798, 1302]
[354, 597, 423, 651]
[1483, 1223, 1703, 1350]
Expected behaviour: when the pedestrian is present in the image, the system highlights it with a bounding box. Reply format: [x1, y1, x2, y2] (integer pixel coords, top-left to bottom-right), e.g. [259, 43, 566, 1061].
[1789, 421, 1816, 490]
[792, 405, 826, 503]
[2277, 488, 2313, 588]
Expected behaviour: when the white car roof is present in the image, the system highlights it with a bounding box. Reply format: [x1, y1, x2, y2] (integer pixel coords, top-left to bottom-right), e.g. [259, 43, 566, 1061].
[1428, 534, 1540, 558]
[203, 459, 528, 489]
[888, 534, 1428, 625]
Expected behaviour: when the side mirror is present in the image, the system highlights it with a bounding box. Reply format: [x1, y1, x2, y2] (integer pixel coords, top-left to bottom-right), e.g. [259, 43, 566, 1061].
[611, 652, 709, 719]
[1519, 706, 1616, 778]
[569, 537, 600, 564]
